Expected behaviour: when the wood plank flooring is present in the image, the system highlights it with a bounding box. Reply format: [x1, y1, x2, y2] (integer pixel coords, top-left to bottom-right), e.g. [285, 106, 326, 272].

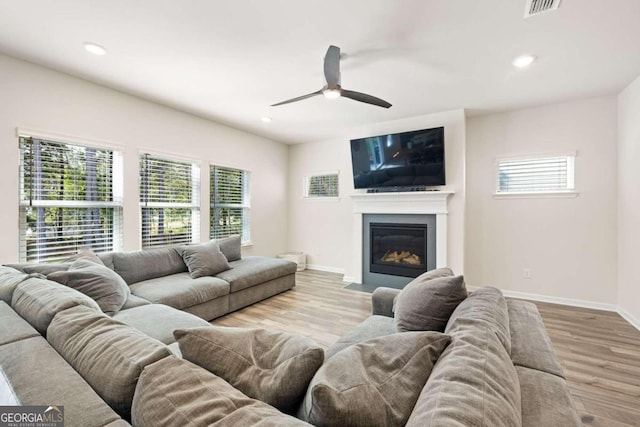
[212, 270, 640, 427]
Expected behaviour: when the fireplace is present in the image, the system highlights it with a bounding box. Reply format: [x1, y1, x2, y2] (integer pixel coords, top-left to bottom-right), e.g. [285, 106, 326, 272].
[370, 223, 428, 278]
[362, 213, 437, 288]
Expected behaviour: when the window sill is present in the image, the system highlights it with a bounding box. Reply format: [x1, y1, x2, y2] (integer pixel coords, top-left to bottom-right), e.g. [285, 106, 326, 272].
[303, 197, 340, 202]
[493, 191, 579, 199]
[241, 241, 254, 247]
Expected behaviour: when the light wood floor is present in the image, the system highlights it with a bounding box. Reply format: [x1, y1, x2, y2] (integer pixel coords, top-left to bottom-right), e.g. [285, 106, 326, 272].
[212, 270, 640, 427]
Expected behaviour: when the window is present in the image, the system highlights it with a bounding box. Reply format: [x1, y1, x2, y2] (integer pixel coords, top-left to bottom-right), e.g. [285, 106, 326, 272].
[140, 153, 200, 248]
[18, 136, 123, 262]
[304, 172, 339, 198]
[210, 165, 250, 243]
[496, 154, 575, 195]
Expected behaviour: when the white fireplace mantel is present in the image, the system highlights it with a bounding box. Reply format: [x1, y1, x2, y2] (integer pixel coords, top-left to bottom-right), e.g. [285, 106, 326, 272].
[348, 190, 454, 284]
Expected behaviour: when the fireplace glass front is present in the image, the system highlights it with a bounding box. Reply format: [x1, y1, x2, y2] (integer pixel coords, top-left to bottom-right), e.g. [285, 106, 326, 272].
[369, 223, 428, 278]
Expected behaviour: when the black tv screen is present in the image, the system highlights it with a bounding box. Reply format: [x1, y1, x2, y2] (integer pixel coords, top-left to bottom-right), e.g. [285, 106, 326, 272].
[350, 126, 445, 189]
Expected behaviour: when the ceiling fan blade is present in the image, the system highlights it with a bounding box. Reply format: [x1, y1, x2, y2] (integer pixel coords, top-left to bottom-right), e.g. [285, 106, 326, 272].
[324, 45, 341, 87]
[271, 90, 323, 106]
[341, 89, 392, 108]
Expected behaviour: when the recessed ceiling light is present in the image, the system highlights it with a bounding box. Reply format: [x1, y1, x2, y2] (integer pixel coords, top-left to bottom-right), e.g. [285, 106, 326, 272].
[512, 54, 536, 68]
[84, 42, 107, 56]
[261, 117, 272, 123]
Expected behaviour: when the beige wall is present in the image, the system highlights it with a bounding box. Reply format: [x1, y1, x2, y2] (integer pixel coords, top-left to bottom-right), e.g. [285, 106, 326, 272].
[0, 54, 289, 262]
[287, 109, 466, 278]
[618, 76, 640, 326]
[465, 96, 618, 305]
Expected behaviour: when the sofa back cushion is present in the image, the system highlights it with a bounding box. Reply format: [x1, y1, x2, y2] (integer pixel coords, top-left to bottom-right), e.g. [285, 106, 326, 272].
[445, 286, 511, 354]
[111, 247, 187, 285]
[47, 259, 130, 315]
[0, 336, 125, 427]
[0, 266, 34, 304]
[215, 235, 242, 262]
[299, 331, 451, 427]
[47, 305, 171, 418]
[132, 356, 310, 427]
[395, 273, 467, 333]
[4, 262, 71, 275]
[406, 322, 521, 427]
[11, 277, 100, 335]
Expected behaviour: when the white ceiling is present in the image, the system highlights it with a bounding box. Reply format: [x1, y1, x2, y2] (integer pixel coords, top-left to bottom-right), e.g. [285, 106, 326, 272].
[1, 0, 639, 144]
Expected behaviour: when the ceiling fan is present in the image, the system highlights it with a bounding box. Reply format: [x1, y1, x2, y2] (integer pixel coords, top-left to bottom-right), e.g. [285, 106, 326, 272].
[271, 45, 392, 109]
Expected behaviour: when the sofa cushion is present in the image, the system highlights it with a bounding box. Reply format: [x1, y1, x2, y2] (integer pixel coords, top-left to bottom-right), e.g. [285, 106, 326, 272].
[175, 326, 324, 414]
[0, 266, 35, 304]
[111, 247, 187, 285]
[179, 241, 231, 279]
[395, 273, 467, 333]
[300, 331, 451, 427]
[11, 277, 100, 335]
[0, 301, 40, 345]
[516, 366, 582, 427]
[128, 273, 229, 310]
[215, 235, 242, 262]
[508, 300, 565, 378]
[216, 256, 297, 293]
[4, 262, 70, 275]
[113, 304, 210, 344]
[131, 355, 311, 427]
[0, 336, 123, 426]
[325, 315, 396, 359]
[47, 259, 130, 315]
[445, 286, 511, 354]
[121, 294, 151, 310]
[47, 305, 171, 418]
[406, 322, 521, 427]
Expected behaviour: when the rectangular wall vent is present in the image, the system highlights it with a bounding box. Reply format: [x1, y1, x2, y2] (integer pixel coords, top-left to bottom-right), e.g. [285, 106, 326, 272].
[525, 0, 561, 18]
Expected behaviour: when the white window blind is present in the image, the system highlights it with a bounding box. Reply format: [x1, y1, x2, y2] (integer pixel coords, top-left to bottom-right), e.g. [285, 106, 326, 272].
[497, 154, 575, 194]
[210, 165, 250, 243]
[140, 154, 200, 248]
[18, 136, 123, 262]
[304, 172, 339, 198]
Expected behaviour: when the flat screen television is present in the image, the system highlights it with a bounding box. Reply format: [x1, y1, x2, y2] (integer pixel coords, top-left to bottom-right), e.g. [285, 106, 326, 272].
[350, 126, 445, 190]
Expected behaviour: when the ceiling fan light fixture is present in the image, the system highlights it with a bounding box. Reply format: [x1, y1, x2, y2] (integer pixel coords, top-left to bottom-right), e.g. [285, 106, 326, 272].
[512, 54, 536, 68]
[322, 88, 341, 99]
[261, 116, 272, 123]
[84, 42, 107, 56]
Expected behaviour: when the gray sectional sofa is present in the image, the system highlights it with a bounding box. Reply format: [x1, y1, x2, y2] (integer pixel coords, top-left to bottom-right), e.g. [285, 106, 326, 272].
[0, 258, 581, 426]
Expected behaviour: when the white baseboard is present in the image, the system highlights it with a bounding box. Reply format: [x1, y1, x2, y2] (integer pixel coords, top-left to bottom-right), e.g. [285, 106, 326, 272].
[617, 306, 640, 331]
[466, 285, 618, 312]
[342, 275, 356, 283]
[306, 264, 345, 275]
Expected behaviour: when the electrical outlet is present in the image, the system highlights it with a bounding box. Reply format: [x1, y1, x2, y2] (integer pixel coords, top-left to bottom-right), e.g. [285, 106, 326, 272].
[523, 268, 532, 279]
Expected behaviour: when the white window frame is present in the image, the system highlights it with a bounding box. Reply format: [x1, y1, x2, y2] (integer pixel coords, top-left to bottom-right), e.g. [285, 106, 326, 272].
[139, 151, 201, 249]
[303, 171, 340, 201]
[494, 152, 578, 199]
[210, 165, 251, 245]
[18, 132, 124, 262]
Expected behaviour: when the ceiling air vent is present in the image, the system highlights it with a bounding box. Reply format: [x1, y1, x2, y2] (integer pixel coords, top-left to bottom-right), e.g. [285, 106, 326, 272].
[524, 0, 561, 18]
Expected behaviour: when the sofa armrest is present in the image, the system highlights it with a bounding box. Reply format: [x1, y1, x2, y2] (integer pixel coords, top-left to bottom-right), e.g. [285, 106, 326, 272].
[371, 287, 401, 317]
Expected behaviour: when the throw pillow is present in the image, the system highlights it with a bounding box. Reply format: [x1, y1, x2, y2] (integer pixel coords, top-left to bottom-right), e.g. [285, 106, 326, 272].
[48, 259, 130, 315]
[179, 241, 232, 279]
[395, 274, 467, 332]
[215, 235, 242, 262]
[132, 356, 310, 427]
[174, 326, 324, 414]
[65, 246, 105, 266]
[392, 267, 454, 313]
[299, 331, 451, 427]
